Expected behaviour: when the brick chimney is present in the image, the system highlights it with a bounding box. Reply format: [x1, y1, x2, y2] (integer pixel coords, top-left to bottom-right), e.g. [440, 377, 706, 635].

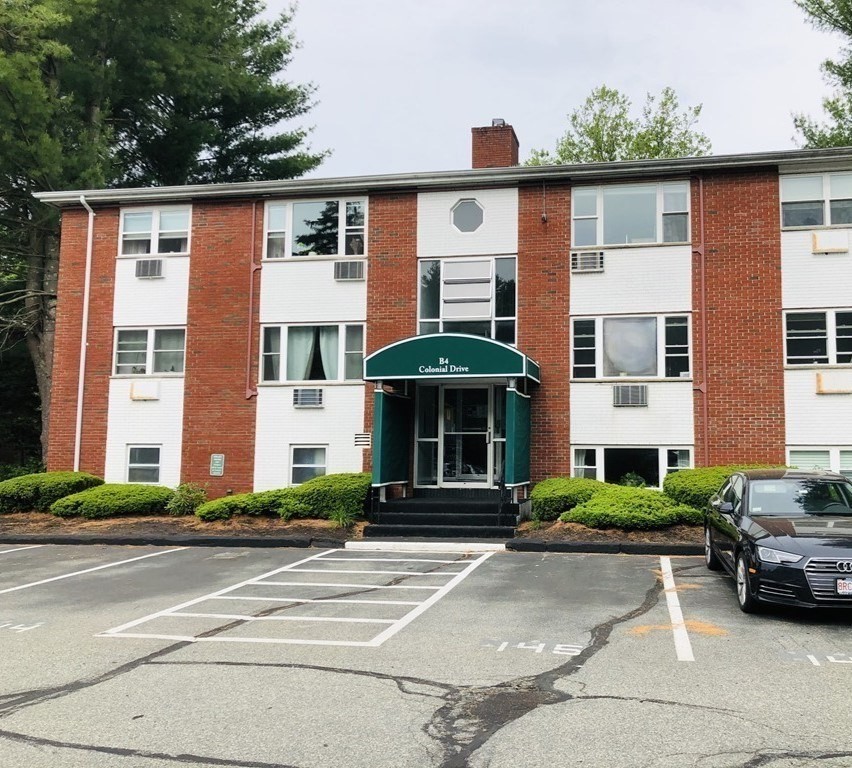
[471, 119, 519, 168]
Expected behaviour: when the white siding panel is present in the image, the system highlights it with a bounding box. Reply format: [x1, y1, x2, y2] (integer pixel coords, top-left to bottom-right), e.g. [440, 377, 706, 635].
[254, 385, 366, 490]
[782, 230, 852, 308]
[104, 378, 184, 486]
[785, 369, 852, 444]
[570, 381, 694, 444]
[418, 188, 518, 258]
[570, 246, 692, 316]
[260, 260, 367, 324]
[113, 257, 189, 326]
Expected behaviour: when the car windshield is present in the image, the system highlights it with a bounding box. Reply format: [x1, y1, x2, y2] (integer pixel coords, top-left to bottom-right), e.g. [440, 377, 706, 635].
[748, 479, 852, 516]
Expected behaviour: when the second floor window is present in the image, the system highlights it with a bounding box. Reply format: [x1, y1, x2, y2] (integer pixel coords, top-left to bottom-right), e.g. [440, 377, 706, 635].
[572, 182, 689, 247]
[115, 328, 186, 375]
[418, 257, 516, 344]
[261, 324, 365, 382]
[121, 208, 190, 256]
[572, 315, 690, 379]
[785, 310, 852, 365]
[781, 173, 852, 228]
[266, 200, 366, 258]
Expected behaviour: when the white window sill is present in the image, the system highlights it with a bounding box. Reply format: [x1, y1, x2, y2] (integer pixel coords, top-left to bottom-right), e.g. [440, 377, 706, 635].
[117, 253, 190, 259]
[570, 377, 693, 383]
[781, 224, 852, 232]
[784, 363, 852, 370]
[258, 380, 365, 387]
[572, 241, 691, 250]
[111, 374, 185, 380]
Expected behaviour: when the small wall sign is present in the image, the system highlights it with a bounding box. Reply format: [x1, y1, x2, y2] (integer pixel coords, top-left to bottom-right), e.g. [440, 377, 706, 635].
[210, 454, 225, 477]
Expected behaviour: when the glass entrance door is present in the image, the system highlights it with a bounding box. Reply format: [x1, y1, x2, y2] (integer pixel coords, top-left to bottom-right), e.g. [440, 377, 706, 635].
[441, 387, 490, 486]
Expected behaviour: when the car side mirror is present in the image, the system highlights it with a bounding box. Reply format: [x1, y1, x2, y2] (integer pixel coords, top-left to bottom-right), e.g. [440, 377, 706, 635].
[710, 497, 734, 515]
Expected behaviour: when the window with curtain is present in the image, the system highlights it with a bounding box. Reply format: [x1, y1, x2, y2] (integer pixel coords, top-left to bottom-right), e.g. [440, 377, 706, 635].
[261, 324, 364, 382]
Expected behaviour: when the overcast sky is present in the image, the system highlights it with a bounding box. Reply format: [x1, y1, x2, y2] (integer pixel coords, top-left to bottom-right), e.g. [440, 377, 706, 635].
[269, 0, 843, 178]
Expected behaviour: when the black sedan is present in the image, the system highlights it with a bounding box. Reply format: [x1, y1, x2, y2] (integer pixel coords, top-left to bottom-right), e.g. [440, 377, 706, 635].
[705, 469, 852, 612]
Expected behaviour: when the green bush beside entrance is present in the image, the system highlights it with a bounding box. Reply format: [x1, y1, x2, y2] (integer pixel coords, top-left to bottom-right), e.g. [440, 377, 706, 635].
[530, 477, 606, 521]
[561, 485, 701, 530]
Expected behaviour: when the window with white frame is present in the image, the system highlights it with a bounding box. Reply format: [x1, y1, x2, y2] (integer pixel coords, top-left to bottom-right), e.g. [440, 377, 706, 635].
[573, 447, 691, 487]
[114, 328, 186, 375]
[785, 310, 852, 365]
[291, 446, 326, 485]
[788, 447, 852, 478]
[261, 324, 364, 382]
[127, 445, 161, 483]
[120, 208, 190, 256]
[572, 182, 689, 247]
[781, 173, 852, 228]
[571, 315, 690, 379]
[418, 257, 516, 343]
[265, 199, 366, 258]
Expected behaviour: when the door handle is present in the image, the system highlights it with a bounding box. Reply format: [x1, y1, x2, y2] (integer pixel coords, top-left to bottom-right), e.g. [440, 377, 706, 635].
[486, 430, 492, 445]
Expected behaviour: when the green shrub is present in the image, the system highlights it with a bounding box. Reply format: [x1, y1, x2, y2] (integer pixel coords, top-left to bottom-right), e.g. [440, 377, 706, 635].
[278, 473, 371, 527]
[195, 488, 291, 521]
[0, 471, 104, 514]
[165, 483, 207, 516]
[50, 484, 174, 519]
[662, 464, 783, 510]
[561, 486, 701, 530]
[530, 477, 606, 521]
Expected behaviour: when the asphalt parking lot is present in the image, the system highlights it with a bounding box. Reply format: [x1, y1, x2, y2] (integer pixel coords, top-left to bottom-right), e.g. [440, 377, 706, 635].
[0, 543, 851, 768]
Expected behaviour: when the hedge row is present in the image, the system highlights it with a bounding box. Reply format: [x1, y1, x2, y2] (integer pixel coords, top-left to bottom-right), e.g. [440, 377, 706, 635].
[560, 486, 701, 530]
[52, 484, 174, 519]
[530, 477, 605, 521]
[195, 473, 371, 526]
[0, 472, 103, 514]
[662, 464, 782, 510]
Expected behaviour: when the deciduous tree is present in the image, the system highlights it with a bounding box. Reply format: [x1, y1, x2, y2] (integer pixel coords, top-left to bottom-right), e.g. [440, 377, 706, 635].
[528, 85, 711, 165]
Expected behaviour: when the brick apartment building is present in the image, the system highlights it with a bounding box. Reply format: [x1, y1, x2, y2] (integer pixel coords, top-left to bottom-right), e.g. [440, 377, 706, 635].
[35, 122, 852, 509]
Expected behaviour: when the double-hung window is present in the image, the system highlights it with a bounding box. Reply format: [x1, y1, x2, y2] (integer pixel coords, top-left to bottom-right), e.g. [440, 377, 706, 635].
[785, 310, 852, 365]
[418, 257, 516, 343]
[572, 315, 690, 379]
[291, 446, 327, 485]
[261, 324, 365, 382]
[115, 328, 186, 375]
[120, 208, 190, 255]
[572, 182, 689, 247]
[127, 446, 161, 483]
[781, 173, 852, 227]
[265, 199, 366, 258]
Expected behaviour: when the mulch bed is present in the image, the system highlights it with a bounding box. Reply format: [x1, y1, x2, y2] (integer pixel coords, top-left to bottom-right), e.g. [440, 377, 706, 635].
[0, 512, 702, 544]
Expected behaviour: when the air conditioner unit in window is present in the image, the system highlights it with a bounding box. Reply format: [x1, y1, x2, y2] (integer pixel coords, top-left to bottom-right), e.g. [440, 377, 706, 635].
[135, 259, 163, 279]
[613, 384, 648, 407]
[293, 388, 323, 407]
[333, 260, 365, 281]
[570, 251, 605, 273]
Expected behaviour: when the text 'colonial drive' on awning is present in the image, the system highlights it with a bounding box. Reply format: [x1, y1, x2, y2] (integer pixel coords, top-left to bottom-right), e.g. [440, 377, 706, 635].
[363, 334, 540, 490]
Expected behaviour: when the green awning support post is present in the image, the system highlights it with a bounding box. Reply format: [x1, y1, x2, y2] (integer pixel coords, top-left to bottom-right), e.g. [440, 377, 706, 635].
[372, 389, 412, 486]
[505, 387, 531, 486]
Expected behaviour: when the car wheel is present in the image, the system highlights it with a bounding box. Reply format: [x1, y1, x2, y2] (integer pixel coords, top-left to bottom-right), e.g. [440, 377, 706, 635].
[735, 553, 760, 613]
[704, 527, 723, 571]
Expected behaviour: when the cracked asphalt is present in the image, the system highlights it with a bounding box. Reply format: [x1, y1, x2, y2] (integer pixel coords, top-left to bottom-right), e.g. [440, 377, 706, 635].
[0, 544, 851, 768]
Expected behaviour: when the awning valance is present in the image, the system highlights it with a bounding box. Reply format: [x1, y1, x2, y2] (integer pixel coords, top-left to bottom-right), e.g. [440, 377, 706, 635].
[364, 333, 541, 382]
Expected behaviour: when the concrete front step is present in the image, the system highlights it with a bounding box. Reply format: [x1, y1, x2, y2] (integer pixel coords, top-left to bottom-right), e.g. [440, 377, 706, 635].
[363, 524, 516, 539]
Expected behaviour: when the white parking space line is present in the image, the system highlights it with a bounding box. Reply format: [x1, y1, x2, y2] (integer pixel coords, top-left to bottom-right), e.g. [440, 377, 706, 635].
[0, 545, 44, 556]
[101, 548, 493, 647]
[0, 548, 187, 596]
[660, 556, 695, 663]
[319, 557, 460, 564]
[254, 580, 443, 590]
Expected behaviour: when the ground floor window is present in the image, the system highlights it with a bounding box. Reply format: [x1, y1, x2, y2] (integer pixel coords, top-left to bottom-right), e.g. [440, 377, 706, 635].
[788, 447, 852, 478]
[291, 446, 327, 485]
[127, 445, 161, 483]
[572, 446, 692, 487]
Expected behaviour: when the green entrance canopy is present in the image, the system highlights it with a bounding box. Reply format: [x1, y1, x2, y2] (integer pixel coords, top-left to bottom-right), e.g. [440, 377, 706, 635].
[364, 334, 541, 382]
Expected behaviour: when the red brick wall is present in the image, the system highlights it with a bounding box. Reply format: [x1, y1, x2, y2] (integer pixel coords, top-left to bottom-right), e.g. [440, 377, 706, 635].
[181, 200, 262, 495]
[691, 171, 785, 466]
[517, 184, 572, 481]
[48, 206, 118, 474]
[362, 193, 418, 472]
[472, 125, 519, 168]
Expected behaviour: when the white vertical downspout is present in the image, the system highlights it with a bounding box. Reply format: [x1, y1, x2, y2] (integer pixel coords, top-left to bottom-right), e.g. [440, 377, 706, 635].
[73, 195, 96, 472]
